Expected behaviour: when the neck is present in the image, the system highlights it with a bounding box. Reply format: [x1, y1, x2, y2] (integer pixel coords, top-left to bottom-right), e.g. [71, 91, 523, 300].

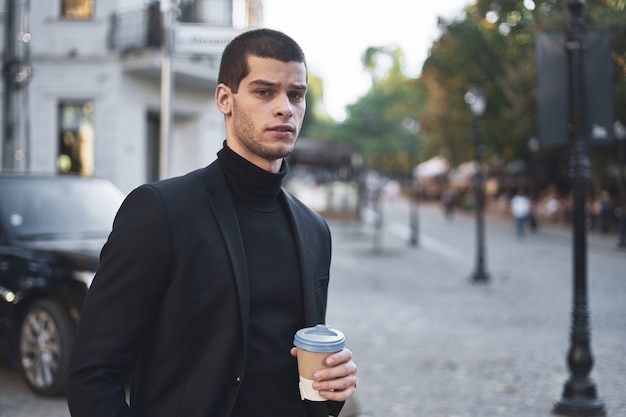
[224, 139, 283, 173]
[217, 142, 288, 208]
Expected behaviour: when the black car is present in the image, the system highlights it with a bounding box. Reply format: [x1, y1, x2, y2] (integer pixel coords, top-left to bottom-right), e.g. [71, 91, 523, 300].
[0, 173, 124, 396]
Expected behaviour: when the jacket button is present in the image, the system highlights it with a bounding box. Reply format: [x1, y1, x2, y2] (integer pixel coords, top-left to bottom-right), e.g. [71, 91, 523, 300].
[234, 376, 241, 384]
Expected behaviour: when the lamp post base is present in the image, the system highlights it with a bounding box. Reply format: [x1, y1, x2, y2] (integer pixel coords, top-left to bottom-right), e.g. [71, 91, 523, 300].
[553, 400, 606, 417]
[471, 269, 489, 283]
[553, 378, 606, 417]
[554, 399, 606, 417]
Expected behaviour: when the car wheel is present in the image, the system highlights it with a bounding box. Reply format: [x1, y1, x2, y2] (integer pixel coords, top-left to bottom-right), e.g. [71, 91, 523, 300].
[19, 299, 74, 396]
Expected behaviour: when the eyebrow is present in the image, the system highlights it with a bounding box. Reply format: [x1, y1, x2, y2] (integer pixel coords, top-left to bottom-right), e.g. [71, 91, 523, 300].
[248, 79, 307, 92]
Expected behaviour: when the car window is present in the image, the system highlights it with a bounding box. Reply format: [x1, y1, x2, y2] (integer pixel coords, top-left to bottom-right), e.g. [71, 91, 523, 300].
[0, 178, 124, 241]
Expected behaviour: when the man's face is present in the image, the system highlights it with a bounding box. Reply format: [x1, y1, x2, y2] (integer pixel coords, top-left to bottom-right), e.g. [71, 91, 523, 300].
[217, 56, 307, 172]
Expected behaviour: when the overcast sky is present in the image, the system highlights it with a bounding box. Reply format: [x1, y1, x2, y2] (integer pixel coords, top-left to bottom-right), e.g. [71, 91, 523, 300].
[262, 1, 470, 121]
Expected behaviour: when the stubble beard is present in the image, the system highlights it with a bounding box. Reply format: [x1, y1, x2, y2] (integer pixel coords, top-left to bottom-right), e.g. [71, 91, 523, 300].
[232, 102, 298, 161]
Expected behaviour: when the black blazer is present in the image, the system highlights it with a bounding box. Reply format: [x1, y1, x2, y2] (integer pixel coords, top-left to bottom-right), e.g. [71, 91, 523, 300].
[66, 161, 342, 417]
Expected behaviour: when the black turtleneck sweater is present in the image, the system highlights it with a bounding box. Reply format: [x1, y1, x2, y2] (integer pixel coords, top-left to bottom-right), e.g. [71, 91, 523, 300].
[218, 145, 307, 417]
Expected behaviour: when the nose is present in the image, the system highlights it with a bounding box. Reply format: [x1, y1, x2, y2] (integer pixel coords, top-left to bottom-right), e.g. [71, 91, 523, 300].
[274, 94, 294, 118]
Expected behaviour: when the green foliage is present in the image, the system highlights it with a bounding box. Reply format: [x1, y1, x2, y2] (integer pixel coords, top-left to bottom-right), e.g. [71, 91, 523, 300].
[300, 71, 333, 138]
[331, 47, 425, 176]
[303, 0, 626, 194]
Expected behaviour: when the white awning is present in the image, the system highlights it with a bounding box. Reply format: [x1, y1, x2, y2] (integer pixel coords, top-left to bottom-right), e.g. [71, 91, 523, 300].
[414, 156, 450, 178]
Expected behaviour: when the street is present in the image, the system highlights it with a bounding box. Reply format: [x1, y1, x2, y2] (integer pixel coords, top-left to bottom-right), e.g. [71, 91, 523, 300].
[326, 197, 626, 417]
[1, 197, 625, 417]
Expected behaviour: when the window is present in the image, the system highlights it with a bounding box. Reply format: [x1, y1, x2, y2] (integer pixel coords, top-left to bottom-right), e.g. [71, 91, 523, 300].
[62, 0, 94, 20]
[57, 101, 95, 176]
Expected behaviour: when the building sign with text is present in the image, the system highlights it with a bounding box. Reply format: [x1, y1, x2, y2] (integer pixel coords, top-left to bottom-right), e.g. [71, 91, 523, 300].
[175, 24, 241, 57]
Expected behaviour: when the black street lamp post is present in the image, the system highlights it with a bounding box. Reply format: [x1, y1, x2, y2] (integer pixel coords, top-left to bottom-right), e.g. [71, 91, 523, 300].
[615, 121, 626, 249]
[409, 174, 419, 247]
[464, 86, 489, 283]
[2, 0, 17, 170]
[406, 117, 421, 248]
[528, 136, 540, 202]
[553, 1, 606, 415]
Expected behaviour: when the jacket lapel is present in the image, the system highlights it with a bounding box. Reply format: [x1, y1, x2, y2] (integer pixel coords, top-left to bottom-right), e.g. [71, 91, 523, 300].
[203, 162, 250, 345]
[282, 190, 319, 326]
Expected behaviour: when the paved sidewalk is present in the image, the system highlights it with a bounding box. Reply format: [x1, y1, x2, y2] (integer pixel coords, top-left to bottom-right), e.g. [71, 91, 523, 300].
[1, 198, 623, 417]
[328, 199, 626, 417]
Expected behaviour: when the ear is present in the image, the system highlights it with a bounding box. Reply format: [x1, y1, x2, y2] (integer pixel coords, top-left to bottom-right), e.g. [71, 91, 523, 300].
[215, 83, 232, 116]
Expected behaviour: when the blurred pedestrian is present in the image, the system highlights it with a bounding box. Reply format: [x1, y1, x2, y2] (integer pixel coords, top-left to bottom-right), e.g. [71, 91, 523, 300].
[599, 190, 614, 233]
[511, 190, 531, 237]
[545, 195, 561, 223]
[441, 186, 454, 219]
[66, 29, 356, 417]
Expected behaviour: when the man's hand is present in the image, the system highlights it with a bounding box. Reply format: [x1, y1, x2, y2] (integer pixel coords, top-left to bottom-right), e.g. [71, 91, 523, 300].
[290, 347, 357, 401]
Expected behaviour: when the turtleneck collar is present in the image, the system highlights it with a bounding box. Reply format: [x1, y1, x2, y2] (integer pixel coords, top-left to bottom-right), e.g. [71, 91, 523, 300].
[217, 142, 288, 209]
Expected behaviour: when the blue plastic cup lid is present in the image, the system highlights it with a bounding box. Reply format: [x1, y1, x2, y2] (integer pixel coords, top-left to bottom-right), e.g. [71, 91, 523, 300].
[293, 324, 346, 352]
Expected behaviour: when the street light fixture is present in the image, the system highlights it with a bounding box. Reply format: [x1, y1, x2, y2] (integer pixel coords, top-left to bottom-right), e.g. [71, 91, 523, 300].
[464, 86, 490, 283]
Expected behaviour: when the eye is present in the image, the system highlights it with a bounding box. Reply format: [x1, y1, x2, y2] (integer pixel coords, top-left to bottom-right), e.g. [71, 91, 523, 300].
[256, 89, 271, 97]
[289, 91, 305, 101]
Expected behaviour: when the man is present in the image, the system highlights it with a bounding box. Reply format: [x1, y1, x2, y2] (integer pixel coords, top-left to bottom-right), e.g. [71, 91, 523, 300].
[66, 28, 356, 417]
[510, 189, 531, 237]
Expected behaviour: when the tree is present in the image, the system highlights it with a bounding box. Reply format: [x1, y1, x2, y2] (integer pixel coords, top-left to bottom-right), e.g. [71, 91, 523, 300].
[300, 71, 333, 138]
[421, 3, 537, 167]
[420, 0, 626, 197]
[334, 46, 425, 176]
[312, 0, 626, 196]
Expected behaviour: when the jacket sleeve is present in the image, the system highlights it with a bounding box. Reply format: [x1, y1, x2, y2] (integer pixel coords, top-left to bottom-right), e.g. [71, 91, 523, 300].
[327, 400, 345, 416]
[66, 185, 171, 417]
[303, 399, 344, 417]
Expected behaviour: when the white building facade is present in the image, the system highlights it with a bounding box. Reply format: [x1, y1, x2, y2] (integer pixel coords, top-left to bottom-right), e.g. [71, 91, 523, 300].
[1, 0, 262, 193]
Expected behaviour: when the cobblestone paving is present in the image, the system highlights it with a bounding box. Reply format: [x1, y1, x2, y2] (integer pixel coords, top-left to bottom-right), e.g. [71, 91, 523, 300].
[326, 200, 626, 417]
[1, 199, 624, 417]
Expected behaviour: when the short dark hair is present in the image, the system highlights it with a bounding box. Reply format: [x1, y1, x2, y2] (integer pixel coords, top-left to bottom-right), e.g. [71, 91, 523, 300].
[218, 28, 306, 93]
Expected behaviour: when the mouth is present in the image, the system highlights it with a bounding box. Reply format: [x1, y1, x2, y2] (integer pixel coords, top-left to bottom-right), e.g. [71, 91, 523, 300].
[268, 124, 295, 133]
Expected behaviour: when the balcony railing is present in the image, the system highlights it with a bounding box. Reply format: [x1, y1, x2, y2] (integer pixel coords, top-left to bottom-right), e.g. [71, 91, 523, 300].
[108, 4, 162, 54]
